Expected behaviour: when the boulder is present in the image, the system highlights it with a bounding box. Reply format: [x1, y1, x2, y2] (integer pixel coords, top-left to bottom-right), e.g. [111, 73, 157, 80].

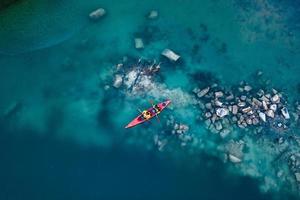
[252, 98, 262, 106]
[262, 101, 268, 110]
[295, 172, 300, 182]
[259, 112, 266, 122]
[205, 102, 212, 109]
[242, 107, 251, 113]
[216, 108, 229, 118]
[89, 8, 106, 20]
[220, 129, 230, 138]
[215, 91, 224, 98]
[270, 104, 277, 112]
[161, 49, 180, 62]
[214, 122, 223, 131]
[271, 94, 280, 103]
[232, 105, 238, 115]
[226, 94, 234, 101]
[134, 38, 144, 49]
[244, 85, 252, 92]
[197, 87, 210, 98]
[238, 102, 246, 107]
[246, 118, 252, 125]
[215, 100, 223, 107]
[148, 10, 158, 19]
[205, 112, 212, 118]
[266, 109, 275, 118]
[252, 117, 260, 125]
[281, 107, 290, 119]
[113, 74, 123, 88]
[257, 89, 264, 97]
[240, 95, 247, 101]
[229, 154, 242, 163]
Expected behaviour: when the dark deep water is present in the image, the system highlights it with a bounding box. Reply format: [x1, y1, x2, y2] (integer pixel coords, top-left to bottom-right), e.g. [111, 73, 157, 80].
[0, 126, 273, 200]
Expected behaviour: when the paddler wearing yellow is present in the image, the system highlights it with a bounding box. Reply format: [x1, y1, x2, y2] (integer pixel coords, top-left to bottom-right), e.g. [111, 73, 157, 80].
[142, 110, 152, 119]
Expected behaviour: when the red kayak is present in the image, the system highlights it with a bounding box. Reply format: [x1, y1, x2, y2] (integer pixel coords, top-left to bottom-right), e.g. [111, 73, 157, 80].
[125, 100, 171, 129]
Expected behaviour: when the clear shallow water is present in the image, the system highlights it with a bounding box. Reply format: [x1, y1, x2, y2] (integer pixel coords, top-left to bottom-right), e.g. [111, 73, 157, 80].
[0, 0, 300, 199]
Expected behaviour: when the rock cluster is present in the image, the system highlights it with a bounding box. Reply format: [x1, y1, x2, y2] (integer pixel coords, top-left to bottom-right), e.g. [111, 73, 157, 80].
[194, 82, 291, 137]
[109, 59, 161, 93]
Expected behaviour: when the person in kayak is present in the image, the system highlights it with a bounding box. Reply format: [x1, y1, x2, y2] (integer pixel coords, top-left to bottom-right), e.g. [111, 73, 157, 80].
[142, 110, 152, 120]
[154, 104, 161, 113]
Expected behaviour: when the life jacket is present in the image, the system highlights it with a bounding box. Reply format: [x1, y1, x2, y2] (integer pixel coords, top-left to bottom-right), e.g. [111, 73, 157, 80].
[142, 110, 151, 119]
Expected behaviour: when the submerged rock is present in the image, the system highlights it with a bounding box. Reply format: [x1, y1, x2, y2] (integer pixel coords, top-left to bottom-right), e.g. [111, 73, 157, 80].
[229, 154, 242, 163]
[148, 10, 158, 19]
[281, 107, 290, 119]
[3, 101, 23, 118]
[197, 87, 210, 98]
[134, 38, 144, 49]
[161, 49, 180, 62]
[89, 8, 106, 20]
[295, 173, 300, 182]
[113, 74, 123, 88]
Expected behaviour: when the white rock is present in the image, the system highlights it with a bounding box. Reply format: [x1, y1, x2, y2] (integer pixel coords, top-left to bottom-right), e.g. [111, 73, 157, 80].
[262, 101, 268, 110]
[232, 105, 238, 115]
[272, 88, 278, 94]
[252, 98, 262, 106]
[259, 112, 266, 122]
[161, 49, 180, 62]
[270, 104, 277, 112]
[271, 94, 280, 103]
[246, 118, 252, 125]
[113, 75, 123, 88]
[134, 38, 144, 49]
[148, 10, 158, 19]
[238, 102, 246, 107]
[179, 124, 189, 132]
[244, 85, 252, 92]
[281, 107, 290, 119]
[205, 112, 212, 118]
[242, 107, 251, 113]
[266, 109, 275, 118]
[215, 100, 223, 107]
[215, 91, 224, 98]
[89, 8, 106, 20]
[252, 118, 259, 125]
[197, 87, 210, 98]
[229, 154, 242, 163]
[216, 108, 229, 118]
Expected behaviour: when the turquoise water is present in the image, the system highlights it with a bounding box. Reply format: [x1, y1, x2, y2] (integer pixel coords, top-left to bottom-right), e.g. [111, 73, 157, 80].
[0, 0, 300, 199]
